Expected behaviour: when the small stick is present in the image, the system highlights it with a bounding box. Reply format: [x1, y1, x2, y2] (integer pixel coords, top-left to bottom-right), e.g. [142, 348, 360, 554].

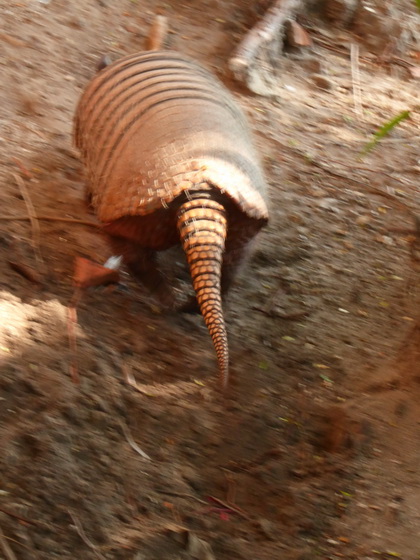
[146, 15, 168, 51]
[11, 157, 33, 179]
[68, 511, 106, 560]
[12, 173, 42, 265]
[67, 289, 82, 384]
[207, 496, 252, 521]
[0, 215, 99, 227]
[0, 527, 18, 560]
[0, 507, 42, 528]
[154, 490, 208, 505]
[8, 261, 43, 285]
[350, 43, 363, 119]
[118, 420, 151, 461]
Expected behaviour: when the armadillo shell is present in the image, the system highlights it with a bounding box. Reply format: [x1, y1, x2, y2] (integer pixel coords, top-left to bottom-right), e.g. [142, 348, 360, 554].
[74, 51, 268, 223]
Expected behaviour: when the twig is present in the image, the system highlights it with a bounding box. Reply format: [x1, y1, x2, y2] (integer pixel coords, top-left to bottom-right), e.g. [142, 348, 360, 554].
[118, 420, 151, 461]
[207, 496, 252, 521]
[8, 261, 43, 285]
[155, 490, 208, 505]
[11, 157, 33, 179]
[12, 173, 42, 265]
[350, 43, 363, 120]
[0, 215, 99, 227]
[0, 507, 42, 528]
[310, 31, 416, 70]
[68, 511, 106, 560]
[68, 289, 82, 384]
[0, 527, 18, 560]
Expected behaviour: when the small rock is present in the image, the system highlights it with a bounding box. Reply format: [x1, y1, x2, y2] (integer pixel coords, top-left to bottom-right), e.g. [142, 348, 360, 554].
[311, 74, 333, 91]
[258, 518, 277, 539]
[356, 214, 371, 226]
[309, 187, 328, 198]
[317, 197, 340, 212]
[375, 234, 394, 245]
[187, 533, 215, 560]
[333, 227, 347, 236]
[410, 67, 420, 79]
[285, 20, 312, 48]
[96, 54, 112, 72]
[300, 57, 323, 74]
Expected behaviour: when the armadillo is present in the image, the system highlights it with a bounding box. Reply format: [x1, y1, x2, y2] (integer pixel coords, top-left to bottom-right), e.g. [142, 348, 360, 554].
[74, 50, 269, 387]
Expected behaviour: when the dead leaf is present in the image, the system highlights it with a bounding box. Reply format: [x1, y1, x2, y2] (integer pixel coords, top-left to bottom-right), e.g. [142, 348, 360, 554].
[73, 256, 120, 289]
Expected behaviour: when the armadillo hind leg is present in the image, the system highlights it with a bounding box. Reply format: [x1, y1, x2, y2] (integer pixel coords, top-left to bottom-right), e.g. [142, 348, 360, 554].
[107, 236, 175, 308]
[177, 193, 229, 388]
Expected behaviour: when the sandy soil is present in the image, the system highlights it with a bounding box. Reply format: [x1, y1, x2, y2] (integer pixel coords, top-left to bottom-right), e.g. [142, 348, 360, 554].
[0, 0, 420, 558]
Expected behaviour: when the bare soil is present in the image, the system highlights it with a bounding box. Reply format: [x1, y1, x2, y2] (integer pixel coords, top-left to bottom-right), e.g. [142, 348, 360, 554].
[1, 1, 420, 559]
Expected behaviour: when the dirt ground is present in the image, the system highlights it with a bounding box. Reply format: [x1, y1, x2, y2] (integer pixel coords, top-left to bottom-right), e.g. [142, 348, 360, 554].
[1, 0, 420, 558]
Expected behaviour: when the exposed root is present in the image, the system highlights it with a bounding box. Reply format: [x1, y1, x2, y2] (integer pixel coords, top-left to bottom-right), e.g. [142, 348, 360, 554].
[229, 0, 304, 95]
[12, 172, 43, 265]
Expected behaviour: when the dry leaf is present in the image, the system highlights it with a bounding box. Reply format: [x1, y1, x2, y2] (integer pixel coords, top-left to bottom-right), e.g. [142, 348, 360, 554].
[73, 256, 120, 288]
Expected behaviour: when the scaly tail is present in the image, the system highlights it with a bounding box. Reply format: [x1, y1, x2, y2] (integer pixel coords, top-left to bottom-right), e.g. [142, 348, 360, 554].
[177, 193, 229, 388]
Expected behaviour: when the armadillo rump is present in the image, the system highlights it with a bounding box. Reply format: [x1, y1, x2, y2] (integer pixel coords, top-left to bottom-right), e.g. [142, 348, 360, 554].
[74, 50, 269, 388]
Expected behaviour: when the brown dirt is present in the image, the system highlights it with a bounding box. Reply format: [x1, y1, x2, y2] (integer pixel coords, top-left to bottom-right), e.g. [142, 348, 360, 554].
[1, 1, 420, 559]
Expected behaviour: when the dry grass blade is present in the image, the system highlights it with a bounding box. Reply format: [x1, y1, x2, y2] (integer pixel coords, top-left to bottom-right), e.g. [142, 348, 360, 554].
[0, 527, 18, 560]
[350, 43, 363, 119]
[0, 507, 42, 528]
[0, 215, 99, 227]
[12, 172, 43, 265]
[119, 420, 151, 461]
[68, 511, 106, 560]
[122, 362, 157, 396]
[67, 289, 82, 384]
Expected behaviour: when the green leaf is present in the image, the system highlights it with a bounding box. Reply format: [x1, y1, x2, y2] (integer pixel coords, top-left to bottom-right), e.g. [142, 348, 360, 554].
[361, 110, 411, 156]
[415, 0, 420, 11]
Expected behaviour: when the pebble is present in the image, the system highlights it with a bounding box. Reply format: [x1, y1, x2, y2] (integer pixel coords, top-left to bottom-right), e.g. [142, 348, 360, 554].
[311, 74, 334, 91]
[356, 214, 371, 226]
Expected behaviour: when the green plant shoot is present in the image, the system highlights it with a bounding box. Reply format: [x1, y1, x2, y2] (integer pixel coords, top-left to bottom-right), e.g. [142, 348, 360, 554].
[361, 110, 411, 156]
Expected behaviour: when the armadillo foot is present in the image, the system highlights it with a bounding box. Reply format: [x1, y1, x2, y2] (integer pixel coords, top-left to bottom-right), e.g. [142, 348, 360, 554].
[108, 236, 176, 309]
